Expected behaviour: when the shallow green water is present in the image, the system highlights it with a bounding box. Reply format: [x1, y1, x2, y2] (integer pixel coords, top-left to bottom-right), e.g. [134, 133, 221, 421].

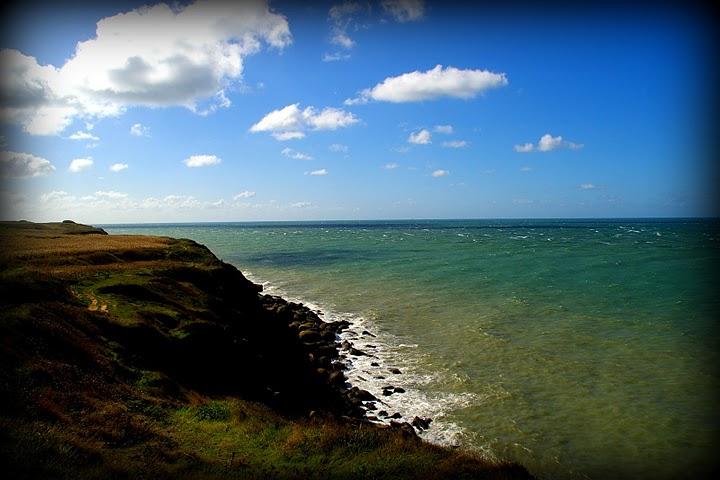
[105, 219, 719, 479]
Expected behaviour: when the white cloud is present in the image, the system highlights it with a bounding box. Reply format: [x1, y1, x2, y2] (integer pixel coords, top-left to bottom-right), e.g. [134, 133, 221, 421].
[233, 190, 256, 199]
[328, 2, 363, 50]
[514, 143, 534, 153]
[329, 143, 349, 153]
[130, 123, 150, 137]
[68, 130, 99, 141]
[0, 0, 291, 136]
[520, 166, 532, 172]
[442, 140, 467, 148]
[322, 52, 351, 62]
[408, 129, 431, 144]
[272, 131, 305, 141]
[183, 154, 221, 167]
[0, 151, 55, 178]
[69, 157, 93, 173]
[40, 190, 69, 203]
[434, 124, 453, 134]
[281, 147, 313, 160]
[579, 183, 597, 190]
[306, 168, 328, 176]
[250, 103, 358, 140]
[431, 169, 449, 177]
[110, 163, 128, 172]
[345, 64, 508, 104]
[381, 0, 425, 22]
[95, 190, 128, 199]
[291, 201, 313, 208]
[384, 162, 399, 169]
[515, 133, 584, 153]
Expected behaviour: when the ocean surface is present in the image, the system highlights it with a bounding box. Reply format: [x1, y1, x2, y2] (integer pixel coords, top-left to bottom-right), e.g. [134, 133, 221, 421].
[104, 219, 719, 479]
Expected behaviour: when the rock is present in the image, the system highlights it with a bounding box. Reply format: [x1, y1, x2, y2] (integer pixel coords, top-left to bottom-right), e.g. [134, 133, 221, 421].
[362, 330, 376, 337]
[366, 415, 378, 421]
[365, 402, 377, 411]
[327, 371, 346, 386]
[393, 387, 405, 393]
[382, 389, 393, 396]
[371, 362, 380, 367]
[298, 330, 320, 342]
[389, 412, 402, 419]
[411, 416, 432, 431]
[390, 421, 417, 438]
[348, 387, 376, 402]
[389, 368, 402, 374]
[375, 375, 386, 379]
[341, 340, 352, 350]
[378, 410, 388, 417]
[350, 347, 367, 356]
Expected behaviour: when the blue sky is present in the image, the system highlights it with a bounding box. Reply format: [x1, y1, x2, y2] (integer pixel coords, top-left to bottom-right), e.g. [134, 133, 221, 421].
[0, 0, 715, 223]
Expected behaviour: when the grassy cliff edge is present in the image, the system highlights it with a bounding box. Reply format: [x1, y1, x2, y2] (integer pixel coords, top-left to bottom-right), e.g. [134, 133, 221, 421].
[0, 221, 531, 479]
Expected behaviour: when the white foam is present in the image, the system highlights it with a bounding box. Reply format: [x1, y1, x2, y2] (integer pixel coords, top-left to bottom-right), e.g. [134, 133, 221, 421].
[241, 268, 477, 447]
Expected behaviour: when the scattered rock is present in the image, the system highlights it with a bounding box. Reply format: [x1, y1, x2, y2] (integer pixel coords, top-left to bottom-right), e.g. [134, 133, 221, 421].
[371, 362, 380, 367]
[365, 402, 377, 411]
[390, 421, 417, 438]
[362, 330, 376, 337]
[389, 368, 402, 374]
[378, 410, 388, 417]
[411, 416, 432, 431]
[349, 347, 367, 356]
[393, 387, 405, 394]
[389, 412, 402, 419]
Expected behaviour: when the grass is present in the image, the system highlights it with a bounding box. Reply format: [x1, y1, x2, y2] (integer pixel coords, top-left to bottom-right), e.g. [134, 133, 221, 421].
[0, 221, 532, 479]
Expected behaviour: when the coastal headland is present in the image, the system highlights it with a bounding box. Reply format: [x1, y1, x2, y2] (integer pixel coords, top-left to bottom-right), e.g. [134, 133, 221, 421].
[0, 220, 531, 479]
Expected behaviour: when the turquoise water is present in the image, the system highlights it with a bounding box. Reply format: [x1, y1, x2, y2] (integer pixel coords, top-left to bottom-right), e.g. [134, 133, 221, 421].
[104, 219, 719, 479]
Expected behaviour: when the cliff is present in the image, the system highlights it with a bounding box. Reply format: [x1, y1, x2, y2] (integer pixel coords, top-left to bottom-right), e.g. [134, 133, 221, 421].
[0, 221, 531, 479]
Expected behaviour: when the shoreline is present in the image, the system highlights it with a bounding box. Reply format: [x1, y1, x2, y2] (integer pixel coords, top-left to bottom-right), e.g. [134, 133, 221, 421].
[242, 269, 477, 446]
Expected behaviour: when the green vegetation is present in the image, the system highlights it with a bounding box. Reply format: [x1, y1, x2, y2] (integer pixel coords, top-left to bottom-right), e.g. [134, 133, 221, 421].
[0, 221, 531, 479]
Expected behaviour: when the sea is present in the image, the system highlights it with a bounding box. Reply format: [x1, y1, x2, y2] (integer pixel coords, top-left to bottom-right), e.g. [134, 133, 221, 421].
[103, 219, 719, 479]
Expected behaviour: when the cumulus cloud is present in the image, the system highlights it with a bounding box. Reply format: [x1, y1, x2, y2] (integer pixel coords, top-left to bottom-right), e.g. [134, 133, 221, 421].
[408, 129, 431, 144]
[183, 154, 221, 167]
[384, 162, 399, 169]
[68, 130, 99, 141]
[306, 168, 328, 176]
[515, 133, 583, 153]
[110, 163, 129, 172]
[69, 157, 93, 172]
[250, 103, 358, 140]
[345, 64, 508, 105]
[0, 151, 55, 178]
[281, 147, 313, 160]
[130, 123, 150, 137]
[431, 169, 449, 177]
[381, 0, 425, 22]
[0, 0, 292, 136]
[434, 124, 453, 134]
[442, 140, 467, 148]
[233, 190, 256, 199]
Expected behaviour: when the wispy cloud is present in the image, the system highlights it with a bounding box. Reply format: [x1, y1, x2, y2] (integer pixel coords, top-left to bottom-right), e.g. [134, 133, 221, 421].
[130, 123, 150, 137]
[442, 140, 467, 148]
[329, 143, 349, 153]
[183, 154, 221, 168]
[282, 147, 313, 160]
[306, 168, 329, 176]
[579, 183, 598, 190]
[384, 163, 399, 169]
[233, 190, 256, 199]
[408, 129, 431, 144]
[432, 169, 449, 177]
[68, 130, 99, 141]
[433, 124, 453, 134]
[109, 163, 128, 172]
[381, 0, 425, 22]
